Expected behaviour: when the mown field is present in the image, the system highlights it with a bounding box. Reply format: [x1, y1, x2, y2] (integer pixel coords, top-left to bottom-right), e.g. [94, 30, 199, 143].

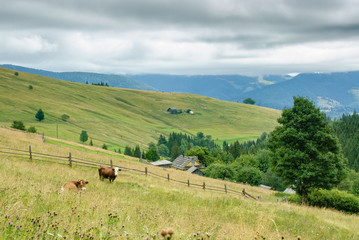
[0, 67, 280, 151]
[1, 128, 358, 239]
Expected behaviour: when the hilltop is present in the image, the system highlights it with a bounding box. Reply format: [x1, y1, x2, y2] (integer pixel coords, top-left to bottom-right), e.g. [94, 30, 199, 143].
[0, 67, 280, 150]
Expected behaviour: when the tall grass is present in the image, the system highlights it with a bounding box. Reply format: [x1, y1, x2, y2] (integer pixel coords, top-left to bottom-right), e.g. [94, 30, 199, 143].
[1, 128, 359, 239]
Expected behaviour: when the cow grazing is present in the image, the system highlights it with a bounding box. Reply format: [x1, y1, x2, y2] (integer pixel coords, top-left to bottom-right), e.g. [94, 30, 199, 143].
[61, 180, 89, 191]
[98, 166, 121, 183]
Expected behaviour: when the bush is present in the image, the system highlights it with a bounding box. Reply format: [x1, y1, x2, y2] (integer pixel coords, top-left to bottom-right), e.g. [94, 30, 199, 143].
[27, 126, 37, 133]
[307, 189, 359, 214]
[14, 72, 19, 76]
[235, 166, 262, 186]
[204, 163, 234, 180]
[61, 114, 70, 121]
[11, 121, 25, 131]
[102, 144, 108, 150]
[28, 85, 33, 90]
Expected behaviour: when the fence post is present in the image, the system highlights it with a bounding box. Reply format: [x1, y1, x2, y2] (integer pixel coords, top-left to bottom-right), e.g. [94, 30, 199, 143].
[224, 184, 227, 194]
[29, 145, 32, 161]
[110, 159, 113, 168]
[145, 167, 147, 176]
[242, 188, 246, 196]
[187, 180, 190, 187]
[203, 182, 205, 190]
[167, 173, 170, 181]
[69, 152, 72, 167]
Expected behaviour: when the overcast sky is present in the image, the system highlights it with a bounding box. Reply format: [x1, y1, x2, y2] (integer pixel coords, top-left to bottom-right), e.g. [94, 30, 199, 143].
[1, 0, 359, 75]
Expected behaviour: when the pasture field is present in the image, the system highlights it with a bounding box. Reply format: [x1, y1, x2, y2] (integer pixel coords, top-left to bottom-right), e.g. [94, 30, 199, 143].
[0, 67, 280, 151]
[1, 128, 359, 239]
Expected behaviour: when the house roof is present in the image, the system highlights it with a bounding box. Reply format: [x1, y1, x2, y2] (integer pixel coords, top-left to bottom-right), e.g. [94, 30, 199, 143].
[187, 166, 199, 173]
[172, 155, 200, 170]
[150, 160, 172, 166]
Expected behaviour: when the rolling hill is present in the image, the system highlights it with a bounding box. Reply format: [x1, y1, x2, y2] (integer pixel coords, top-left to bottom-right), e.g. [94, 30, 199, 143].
[0, 67, 280, 151]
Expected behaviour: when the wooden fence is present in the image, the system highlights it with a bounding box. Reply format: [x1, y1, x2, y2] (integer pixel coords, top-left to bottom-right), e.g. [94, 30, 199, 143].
[0, 146, 258, 200]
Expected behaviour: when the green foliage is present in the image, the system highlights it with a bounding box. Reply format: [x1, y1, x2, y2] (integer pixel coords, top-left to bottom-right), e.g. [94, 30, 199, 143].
[233, 154, 259, 168]
[234, 166, 262, 186]
[204, 163, 234, 180]
[262, 170, 286, 191]
[28, 85, 33, 90]
[185, 146, 209, 165]
[11, 120, 25, 131]
[61, 114, 70, 121]
[124, 146, 133, 156]
[102, 144, 108, 150]
[158, 144, 169, 157]
[80, 130, 88, 143]
[306, 189, 359, 214]
[27, 126, 37, 133]
[145, 146, 160, 161]
[35, 109, 45, 121]
[256, 149, 270, 172]
[133, 145, 141, 158]
[243, 97, 255, 105]
[332, 112, 359, 171]
[268, 96, 347, 204]
[14, 72, 18, 76]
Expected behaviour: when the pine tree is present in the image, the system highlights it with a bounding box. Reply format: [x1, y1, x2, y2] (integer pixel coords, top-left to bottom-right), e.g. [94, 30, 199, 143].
[80, 130, 88, 143]
[35, 109, 45, 121]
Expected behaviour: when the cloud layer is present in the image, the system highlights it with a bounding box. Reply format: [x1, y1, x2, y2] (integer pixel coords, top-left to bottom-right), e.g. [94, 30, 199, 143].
[1, 0, 359, 75]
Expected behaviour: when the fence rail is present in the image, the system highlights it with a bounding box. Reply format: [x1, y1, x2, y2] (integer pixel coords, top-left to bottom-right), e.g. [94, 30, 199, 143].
[0, 145, 258, 200]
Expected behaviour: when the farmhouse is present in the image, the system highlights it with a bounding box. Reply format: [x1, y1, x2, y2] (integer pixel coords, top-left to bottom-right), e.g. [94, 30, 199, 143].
[150, 160, 172, 168]
[172, 155, 204, 170]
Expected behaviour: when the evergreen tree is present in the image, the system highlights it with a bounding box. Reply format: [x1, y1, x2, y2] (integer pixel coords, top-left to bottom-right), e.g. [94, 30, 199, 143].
[145, 146, 160, 161]
[90, 139, 93, 146]
[171, 142, 181, 160]
[35, 109, 45, 121]
[124, 146, 133, 156]
[268, 96, 347, 204]
[133, 145, 141, 158]
[80, 130, 88, 143]
[102, 144, 108, 150]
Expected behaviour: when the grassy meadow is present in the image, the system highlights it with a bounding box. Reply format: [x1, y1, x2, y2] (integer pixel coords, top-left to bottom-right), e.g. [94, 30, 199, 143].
[0, 67, 280, 151]
[1, 128, 359, 239]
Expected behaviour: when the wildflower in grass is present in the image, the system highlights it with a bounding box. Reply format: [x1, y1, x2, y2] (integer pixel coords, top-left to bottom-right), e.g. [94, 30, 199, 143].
[161, 229, 167, 237]
[9, 221, 13, 225]
[167, 228, 174, 236]
[37, 231, 42, 235]
[193, 233, 197, 237]
[16, 215, 20, 220]
[297, 236, 301, 240]
[17, 226, 21, 230]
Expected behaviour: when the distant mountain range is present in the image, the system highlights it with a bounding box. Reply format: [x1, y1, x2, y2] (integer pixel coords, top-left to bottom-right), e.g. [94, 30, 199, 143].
[2, 64, 359, 118]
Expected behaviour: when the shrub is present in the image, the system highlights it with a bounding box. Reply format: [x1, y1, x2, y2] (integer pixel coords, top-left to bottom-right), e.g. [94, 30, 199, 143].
[27, 126, 37, 133]
[11, 121, 25, 131]
[102, 144, 108, 150]
[235, 166, 262, 186]
[28, 85, 33, 90]
[204, 163, 234, 180]
[61, 114, 70, 121]
[307, 188, 359, 214]
[14, 72, 19, 76]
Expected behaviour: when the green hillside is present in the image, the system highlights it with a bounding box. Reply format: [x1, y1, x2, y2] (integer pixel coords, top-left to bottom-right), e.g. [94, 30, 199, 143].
[0, 67, 280, 150]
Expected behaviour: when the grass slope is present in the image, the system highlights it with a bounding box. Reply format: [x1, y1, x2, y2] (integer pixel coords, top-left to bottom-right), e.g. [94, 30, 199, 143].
[1, 128, 358, 239]
[0, 67, 280, 151]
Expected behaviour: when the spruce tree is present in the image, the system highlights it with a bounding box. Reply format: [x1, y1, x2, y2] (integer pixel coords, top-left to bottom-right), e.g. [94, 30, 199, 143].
[35, 109, 45, 121]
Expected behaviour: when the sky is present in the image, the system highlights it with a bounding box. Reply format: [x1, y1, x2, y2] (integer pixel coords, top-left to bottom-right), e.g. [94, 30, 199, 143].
[1, 0, 359, 75]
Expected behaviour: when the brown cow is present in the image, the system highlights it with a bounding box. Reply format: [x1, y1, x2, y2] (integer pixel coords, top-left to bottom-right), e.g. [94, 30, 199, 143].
[61, 180, 89, 191]
[98, 166, 120, 183]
